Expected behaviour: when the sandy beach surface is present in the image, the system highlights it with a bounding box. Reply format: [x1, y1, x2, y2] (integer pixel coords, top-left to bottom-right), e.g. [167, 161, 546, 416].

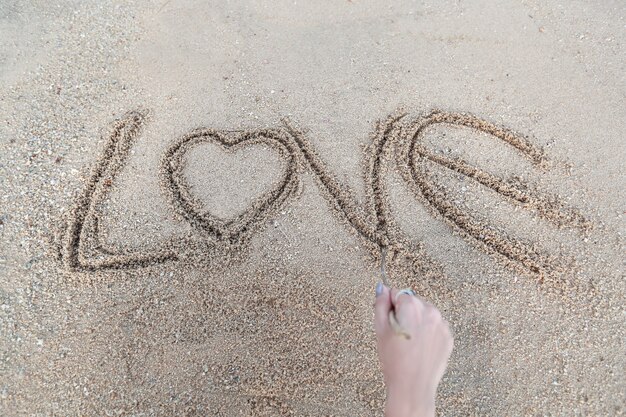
[1, 0, 624, 415]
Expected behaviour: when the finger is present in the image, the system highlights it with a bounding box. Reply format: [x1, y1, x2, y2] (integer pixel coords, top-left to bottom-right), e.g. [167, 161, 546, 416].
[424, 303, 442, 321]
[390, 288, 423, 310]
[374, 283, 392, 335]
[390, 288, 418, 306]
[391, 289, 424, 326]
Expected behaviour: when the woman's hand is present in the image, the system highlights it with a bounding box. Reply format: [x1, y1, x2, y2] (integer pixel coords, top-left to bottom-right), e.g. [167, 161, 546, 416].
[374, 283, 453, 417]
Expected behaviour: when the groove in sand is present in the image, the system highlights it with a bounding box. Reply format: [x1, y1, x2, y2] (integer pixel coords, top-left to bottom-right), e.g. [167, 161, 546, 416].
[57, 109, 588, 283]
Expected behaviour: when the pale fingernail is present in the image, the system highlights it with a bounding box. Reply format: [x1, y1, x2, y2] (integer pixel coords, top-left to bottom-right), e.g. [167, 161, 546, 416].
[375, 282, 383, 297]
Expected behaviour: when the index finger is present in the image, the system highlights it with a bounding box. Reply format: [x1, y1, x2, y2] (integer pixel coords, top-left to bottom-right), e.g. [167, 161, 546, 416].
[374, 283, 392, 335]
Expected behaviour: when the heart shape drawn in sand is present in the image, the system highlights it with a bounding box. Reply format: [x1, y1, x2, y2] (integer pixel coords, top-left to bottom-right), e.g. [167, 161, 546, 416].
[161, 128, 301, 243]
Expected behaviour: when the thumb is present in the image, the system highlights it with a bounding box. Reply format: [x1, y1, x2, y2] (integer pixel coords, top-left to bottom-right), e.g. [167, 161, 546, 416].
[374, 283, 392, 335]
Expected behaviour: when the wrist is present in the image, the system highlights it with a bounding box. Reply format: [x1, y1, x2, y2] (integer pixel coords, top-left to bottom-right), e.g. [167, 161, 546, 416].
[385, 387, 436, 417]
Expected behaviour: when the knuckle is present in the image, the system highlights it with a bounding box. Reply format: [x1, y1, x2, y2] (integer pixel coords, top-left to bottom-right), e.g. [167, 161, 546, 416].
[426, 305, 442, 321]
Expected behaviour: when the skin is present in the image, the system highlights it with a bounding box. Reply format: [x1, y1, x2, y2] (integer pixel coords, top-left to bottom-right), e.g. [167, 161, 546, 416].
[374, 284, 454, 417]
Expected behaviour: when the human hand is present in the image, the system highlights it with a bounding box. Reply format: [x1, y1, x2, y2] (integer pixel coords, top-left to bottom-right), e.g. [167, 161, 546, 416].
[374, 283, 453, 417]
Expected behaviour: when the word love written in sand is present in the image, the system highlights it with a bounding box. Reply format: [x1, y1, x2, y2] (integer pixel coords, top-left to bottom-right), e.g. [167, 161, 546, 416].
[57, 110, 588, 279]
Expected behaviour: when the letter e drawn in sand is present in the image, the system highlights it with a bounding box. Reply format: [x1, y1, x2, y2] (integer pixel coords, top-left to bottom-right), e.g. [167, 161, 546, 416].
[56, 109, 589, 286]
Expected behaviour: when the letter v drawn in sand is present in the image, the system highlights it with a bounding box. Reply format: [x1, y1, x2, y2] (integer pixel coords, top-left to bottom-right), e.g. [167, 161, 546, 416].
[56, 109, 589, 287]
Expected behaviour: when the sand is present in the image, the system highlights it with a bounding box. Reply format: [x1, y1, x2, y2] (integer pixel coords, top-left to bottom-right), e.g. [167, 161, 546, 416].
[1, 0, 624, 415]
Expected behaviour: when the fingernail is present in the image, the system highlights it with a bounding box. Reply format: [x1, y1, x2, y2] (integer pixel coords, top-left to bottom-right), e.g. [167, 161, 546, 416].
[375, 282, 383, 297]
